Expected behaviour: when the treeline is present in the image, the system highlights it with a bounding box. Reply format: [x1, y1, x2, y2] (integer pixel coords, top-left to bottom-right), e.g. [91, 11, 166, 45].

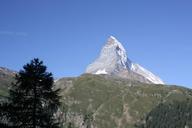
[137, 99, 192, 128]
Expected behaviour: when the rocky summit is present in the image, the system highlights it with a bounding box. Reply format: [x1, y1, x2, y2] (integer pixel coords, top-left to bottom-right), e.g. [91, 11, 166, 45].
[85, 36, 164, 84]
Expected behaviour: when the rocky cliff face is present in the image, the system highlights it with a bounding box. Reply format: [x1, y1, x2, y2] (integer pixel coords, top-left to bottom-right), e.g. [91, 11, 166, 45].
[85, 36, 164, 84]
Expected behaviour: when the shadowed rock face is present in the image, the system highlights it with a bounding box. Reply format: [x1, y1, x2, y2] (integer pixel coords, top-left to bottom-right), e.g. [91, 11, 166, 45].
[85, 36, 164, 84]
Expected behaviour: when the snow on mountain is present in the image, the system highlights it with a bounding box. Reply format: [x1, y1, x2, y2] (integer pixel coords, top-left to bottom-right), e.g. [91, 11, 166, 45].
[95, 69, 108, 75]
[131, 63, 164, 84]
[86, 36, 131, 74]
[85, 36, 164, 84]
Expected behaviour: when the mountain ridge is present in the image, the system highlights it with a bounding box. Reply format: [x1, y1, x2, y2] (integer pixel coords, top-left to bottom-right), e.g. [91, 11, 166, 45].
[0, 67, 16, 96]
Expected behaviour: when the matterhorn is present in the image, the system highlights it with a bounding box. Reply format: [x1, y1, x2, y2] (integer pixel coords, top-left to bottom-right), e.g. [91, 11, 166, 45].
[85, 36, 164, 84]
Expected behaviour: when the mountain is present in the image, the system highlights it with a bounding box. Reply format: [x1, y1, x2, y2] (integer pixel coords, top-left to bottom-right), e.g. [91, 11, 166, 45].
[0, 66, 191, 128]
[0, 42, 190, 128]
[0, 68, 191, 128]
[0, 67, 16, 96]
[55, 74, 192, 128]
[85, 36, 164, 84]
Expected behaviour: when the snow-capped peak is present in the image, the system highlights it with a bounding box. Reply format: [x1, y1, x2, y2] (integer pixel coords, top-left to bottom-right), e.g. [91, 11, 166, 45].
[85, 36, 164, 85]
[105, 36, 129, 69]
[107, 36, 126, 52]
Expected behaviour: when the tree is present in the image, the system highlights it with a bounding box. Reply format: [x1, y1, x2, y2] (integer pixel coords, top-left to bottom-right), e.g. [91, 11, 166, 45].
[0, 58, 61, 128]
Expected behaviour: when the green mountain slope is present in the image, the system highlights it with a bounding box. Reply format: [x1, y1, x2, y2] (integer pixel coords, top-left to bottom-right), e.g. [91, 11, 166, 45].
[0, 71, 191, 128]
[137, 99, 192, 128]
[55, 74, 192, 128]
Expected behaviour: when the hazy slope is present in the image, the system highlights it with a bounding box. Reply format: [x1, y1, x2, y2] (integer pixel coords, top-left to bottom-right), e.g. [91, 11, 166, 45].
[0, 67, 15, 96]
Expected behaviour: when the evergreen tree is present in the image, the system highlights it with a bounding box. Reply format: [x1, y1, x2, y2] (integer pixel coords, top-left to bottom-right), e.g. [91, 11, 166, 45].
[0, 58, 61, 128]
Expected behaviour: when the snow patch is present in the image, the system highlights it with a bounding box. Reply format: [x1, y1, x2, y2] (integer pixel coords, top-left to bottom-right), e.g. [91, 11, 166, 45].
[95, 69, 108, 74]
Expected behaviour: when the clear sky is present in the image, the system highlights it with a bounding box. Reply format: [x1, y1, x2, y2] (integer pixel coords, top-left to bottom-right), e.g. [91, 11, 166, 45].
[0, 0, 192, 88]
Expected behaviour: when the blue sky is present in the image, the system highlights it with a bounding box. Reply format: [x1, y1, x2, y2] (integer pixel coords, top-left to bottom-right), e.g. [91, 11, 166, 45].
[0, 0, 192, 88]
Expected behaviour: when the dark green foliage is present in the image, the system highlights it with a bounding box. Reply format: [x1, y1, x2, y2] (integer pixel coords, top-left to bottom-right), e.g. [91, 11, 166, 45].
[83, 112, 93, 128]
[67, 122, 75, 128]
[0, 123, 13, 128]
[138, 99, 192, 128]
[0, 58, 61, 128]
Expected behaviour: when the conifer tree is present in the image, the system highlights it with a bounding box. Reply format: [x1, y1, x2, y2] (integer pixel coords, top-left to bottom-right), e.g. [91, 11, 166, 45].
[0, 58, 61, 128]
